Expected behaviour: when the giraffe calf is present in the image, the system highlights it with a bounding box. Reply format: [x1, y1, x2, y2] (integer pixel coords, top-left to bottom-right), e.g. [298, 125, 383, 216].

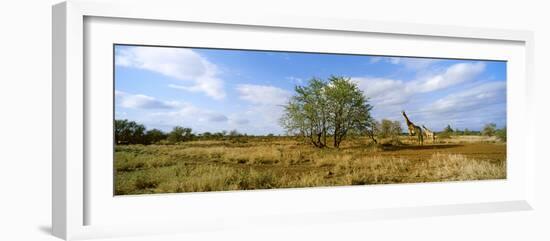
[422, 125, 436, 143]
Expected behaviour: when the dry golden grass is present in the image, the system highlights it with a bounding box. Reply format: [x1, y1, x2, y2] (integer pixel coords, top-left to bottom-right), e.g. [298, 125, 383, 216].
[433, 135, 501, 144]
[114, 136, 506, 195]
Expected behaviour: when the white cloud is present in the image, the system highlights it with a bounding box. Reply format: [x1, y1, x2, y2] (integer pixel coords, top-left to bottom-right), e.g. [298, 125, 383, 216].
[230, 118, 250, 125]
[393, 57, 440, 70]
[239, 105, 286, 133]
[236, 84, 291, 106]
[168, 76, 224, 99]
[208, 114, 229, 122]
[370, 56, 441, 70]
[116, 46, 226, 99]
[354, 77, 410, 106]
[388, 57, 401, 64]
[115, 111, 127, 119]
[412, 62, 485, 92]
[423, 81, 506, 115]
[354, 62, 486, 108]
[233, 84, 293, 134]
[150, 103, 228, 123]
[115, 90, 177, 109]
[369, 57, 383, 64]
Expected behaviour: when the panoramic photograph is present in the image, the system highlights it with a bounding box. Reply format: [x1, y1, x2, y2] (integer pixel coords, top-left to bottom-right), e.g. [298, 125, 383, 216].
[113, 44, 507, 195]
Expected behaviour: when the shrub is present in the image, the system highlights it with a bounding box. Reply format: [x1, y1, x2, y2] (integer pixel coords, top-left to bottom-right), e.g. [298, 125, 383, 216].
[482, 123, 497, 136]
[377, 119, 402, 140]
[495, 127, 506, 142]
[167, 126, 193, 143]
[114, 119, 146, 144]
[145, 128, 167, 144]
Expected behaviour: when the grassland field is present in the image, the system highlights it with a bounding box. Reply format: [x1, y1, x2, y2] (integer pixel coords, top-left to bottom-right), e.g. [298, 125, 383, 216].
[114, 135, 506, 195]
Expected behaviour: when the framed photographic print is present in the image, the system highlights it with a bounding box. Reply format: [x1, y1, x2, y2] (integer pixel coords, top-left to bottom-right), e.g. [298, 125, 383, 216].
[112, 44, 508, 195]
[53, 0, 535, 240]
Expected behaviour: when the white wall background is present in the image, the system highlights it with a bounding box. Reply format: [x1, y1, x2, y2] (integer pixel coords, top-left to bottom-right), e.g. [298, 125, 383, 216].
[0, 0, 548, 240]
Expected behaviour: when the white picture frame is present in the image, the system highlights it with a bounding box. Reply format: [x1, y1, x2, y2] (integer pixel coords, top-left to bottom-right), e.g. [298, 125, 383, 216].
[52, 0, 535, 240]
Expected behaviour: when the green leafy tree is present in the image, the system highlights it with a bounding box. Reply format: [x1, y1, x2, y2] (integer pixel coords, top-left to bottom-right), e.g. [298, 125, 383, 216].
[281, 76, 373, 148]
[145, 129, 166, 144]
[325, 76, 373, 147]
[183, 128, 194, 141]
[229, 129, 241, 137]
[438, 124, 454, 139]
[495, 126, 507, 142]
[167, 126, 193, 143]
[377, 119, 402, 140]
[114, 119, 146, 144]
[281, 78, 330, 147]
[213, 132, 225, 138]
[482, 123, 497, 136]
[444, 124, 454, 133]
[202, 132, 213, 139]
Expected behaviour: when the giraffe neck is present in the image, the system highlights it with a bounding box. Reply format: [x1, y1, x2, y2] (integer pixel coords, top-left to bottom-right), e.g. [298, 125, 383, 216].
[422, 125, 432, 133]
[402, 113, 413, 126]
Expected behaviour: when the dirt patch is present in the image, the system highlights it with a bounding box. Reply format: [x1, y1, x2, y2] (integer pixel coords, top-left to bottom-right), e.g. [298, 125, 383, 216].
[375, 143, 506, 161]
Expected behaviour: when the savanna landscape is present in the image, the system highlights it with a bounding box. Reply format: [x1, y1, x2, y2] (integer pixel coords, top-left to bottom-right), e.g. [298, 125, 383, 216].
[115, 134, 506, 195]
[114, 45, 507, 195]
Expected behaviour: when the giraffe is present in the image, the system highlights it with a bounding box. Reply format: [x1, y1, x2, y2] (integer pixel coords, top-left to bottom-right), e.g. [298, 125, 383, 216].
[401, 111, 423, 145]
[422, 125, 436, 143]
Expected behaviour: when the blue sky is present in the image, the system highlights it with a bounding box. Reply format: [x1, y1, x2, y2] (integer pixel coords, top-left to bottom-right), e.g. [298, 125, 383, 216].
[114, 45, 506, 135]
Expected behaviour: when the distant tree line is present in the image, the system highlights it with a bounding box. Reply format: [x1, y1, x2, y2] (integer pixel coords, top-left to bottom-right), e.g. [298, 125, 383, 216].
[114, 119, 263, 145]
[436, 123, 506, 142]
[115, 118, 506, 145]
